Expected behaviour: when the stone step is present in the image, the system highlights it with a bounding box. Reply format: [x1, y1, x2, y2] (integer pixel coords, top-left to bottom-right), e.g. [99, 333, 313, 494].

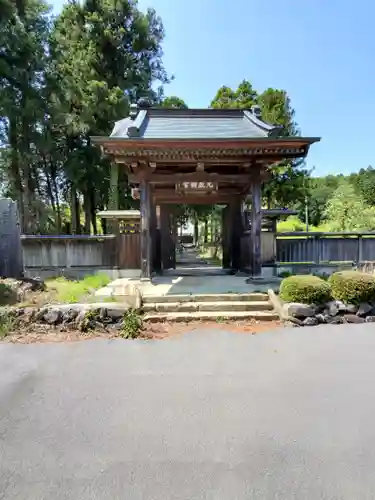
[143, 300, 273, 313]
[142, 293, 269, 304]
[143, 310, 279, 323]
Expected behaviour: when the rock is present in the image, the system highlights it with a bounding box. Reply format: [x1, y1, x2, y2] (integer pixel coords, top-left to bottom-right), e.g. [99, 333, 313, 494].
[23, 307, 36, 324]
[62, 308, 79, 323]
[35, 307, 48, 321]
[315, 313, 329, 324]
[346, 304, 359, 314]
[327, 316, 344, 324]
[365, 315, 375, 323]
[99, 307, 108, 320]
[343, 314, 365, 324]
[326, 301, 339, 316]
[107, 307, 128, 320]
[43, 308, 62, 325]
[283, 316, 304, 326]
[357, 302, 373, 317]
[110, 321, 125, 331]
[326, 300, 346, 316]
[336, 300, 347, 313]
[20, 277, 45, 292]
[282, 303, 315, 318]
[75, 309, 87, 324]
[303, 316, 319, 326]
[114, 283, 142, 309]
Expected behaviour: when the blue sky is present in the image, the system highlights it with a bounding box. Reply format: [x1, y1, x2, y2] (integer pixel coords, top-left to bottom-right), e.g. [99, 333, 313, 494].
[51, 0, 375, 176]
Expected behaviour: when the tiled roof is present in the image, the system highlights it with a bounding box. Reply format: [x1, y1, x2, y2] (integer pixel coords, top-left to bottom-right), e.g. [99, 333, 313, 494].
[109, 107, 281, 140]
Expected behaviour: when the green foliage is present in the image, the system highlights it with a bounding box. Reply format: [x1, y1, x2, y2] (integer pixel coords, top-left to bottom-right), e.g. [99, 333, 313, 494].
[210, 80, 257, 109]
[210, 80, 308, 209]
[323, 180, 375, 231]
[296, 168, 375, 230]
[161, 96, 188, 108]
[0, 311, 16, 338]
[0, 283, 16, 305]
[277, 216, 305, 232]
[329, 271, 375, 305]
[351, 166, 375, 207]
[79, 309, 97, 333]
[1, 0, 168, 234]
[279, 275, 332, 304]
[121, 309, 143, 338]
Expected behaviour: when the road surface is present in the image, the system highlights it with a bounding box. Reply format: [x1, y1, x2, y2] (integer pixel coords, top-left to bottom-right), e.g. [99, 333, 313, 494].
[1, 324, 375, 499]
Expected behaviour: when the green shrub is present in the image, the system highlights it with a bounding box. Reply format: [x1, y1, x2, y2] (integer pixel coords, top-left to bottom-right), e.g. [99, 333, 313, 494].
[0, 283, 17, 305]
[279, 275, 332, 304]
[328, 271, 375, 304]
[121, 309, 143, 339]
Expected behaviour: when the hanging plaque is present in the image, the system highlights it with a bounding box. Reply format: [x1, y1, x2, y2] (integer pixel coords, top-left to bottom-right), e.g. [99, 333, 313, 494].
[175, 181, 218, 193]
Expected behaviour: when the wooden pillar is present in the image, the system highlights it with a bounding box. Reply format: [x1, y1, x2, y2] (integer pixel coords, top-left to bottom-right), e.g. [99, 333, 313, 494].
[140, 179, 151, 280]
[230, 199, 242, 271]
[171, 210, 177, 269]
[221, 206, 231, 269]
[160, 204, 170, 271]
[251, 170, 262, 277]
[150, 198, 161, 273]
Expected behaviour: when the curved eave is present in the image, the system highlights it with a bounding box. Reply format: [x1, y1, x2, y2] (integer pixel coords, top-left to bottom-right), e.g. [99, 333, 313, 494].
[91, 136, 321, 149]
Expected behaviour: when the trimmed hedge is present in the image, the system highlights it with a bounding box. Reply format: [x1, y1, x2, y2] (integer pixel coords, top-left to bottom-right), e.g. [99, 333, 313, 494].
[279, 275, 332, 305]
[328, 271, 375, 305]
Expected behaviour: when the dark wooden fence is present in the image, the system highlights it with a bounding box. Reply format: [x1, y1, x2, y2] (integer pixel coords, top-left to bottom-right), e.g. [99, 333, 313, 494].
[117, 233, 140, 268]
[276, 232, 375, 264]
[22, 233, 141, 278]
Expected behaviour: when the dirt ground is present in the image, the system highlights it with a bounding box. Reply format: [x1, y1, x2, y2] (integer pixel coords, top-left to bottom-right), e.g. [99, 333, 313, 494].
[2, 319, 282, 344]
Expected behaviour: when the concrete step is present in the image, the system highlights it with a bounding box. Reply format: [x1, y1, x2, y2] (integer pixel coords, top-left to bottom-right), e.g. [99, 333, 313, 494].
[143, 300, 273, 313]
[142, 293, 269, 304]
[143, 310, 279, 323]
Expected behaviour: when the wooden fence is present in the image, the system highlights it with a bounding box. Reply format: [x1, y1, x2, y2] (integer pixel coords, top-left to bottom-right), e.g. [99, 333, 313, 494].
[241, 231, 275, 268]
[22, 233, 140, 278]
[276, 232, 375, 264]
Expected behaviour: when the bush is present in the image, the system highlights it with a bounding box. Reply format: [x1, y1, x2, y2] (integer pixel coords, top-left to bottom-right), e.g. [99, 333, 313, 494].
[279, 275, 332, 304]
[0, 282, 17, 305]
[328, 271, 375, 304]
[121, 309, 143, 339]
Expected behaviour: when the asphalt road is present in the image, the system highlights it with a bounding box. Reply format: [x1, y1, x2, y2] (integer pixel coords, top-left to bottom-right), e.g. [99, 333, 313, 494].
[1, 324, 375, 499]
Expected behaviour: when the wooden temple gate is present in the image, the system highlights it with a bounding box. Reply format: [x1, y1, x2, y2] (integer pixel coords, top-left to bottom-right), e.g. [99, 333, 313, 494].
[93, 104, 319, 279]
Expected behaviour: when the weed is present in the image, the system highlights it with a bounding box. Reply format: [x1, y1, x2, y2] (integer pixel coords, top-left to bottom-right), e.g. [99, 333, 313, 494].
[121, 309, 143, 339]
[0, 312, 16, 338]
[216, 316, 225, 323]
[0, 283, 16, 305]
[78, 309, 97, 333]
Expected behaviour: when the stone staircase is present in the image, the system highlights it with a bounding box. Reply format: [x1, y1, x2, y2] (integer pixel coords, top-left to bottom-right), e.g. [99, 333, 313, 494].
[142, 292, 278, 322]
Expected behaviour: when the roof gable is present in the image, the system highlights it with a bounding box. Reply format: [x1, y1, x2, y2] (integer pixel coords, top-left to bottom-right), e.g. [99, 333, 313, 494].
[109, 106, 282, 140]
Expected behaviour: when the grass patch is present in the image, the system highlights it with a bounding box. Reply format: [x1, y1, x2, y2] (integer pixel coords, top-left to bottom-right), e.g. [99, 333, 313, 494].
[46, 273, 111, 304]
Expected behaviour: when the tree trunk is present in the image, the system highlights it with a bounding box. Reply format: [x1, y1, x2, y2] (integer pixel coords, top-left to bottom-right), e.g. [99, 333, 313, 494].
[9, 119, 24, 232]
[71, 184, 80, 234]
[204, 218, 208, 243]
[50, 165, 61, 233]
[91, 204, 97, 234]
[194, 218, 199, 245]
[83, 193, 91, 234]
